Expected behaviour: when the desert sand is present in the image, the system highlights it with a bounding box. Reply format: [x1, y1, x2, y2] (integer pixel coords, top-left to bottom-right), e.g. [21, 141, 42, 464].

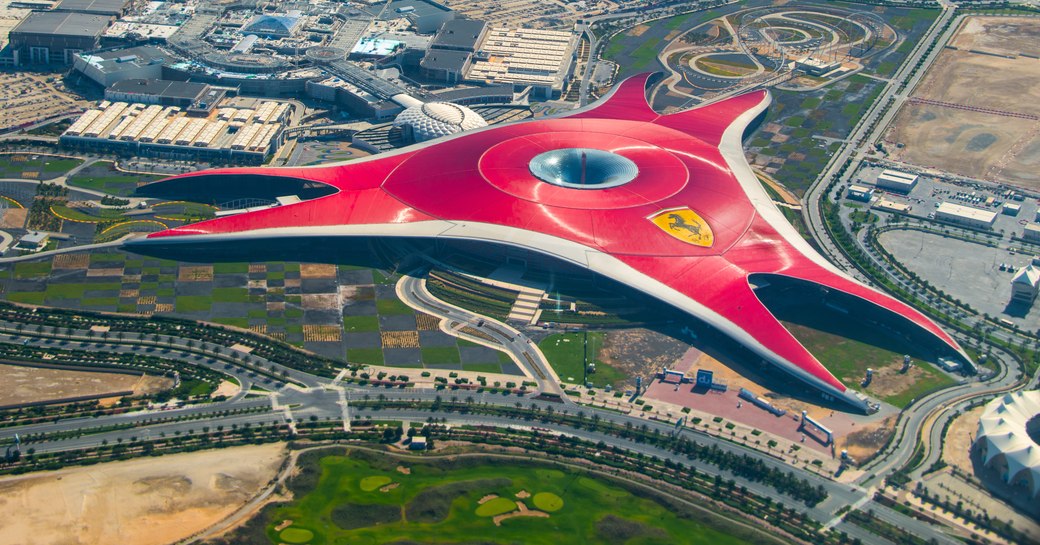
[0, 443, 286, 545]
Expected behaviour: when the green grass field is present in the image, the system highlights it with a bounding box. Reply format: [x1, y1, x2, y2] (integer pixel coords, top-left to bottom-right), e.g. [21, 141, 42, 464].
[538, 332, 626, 386]
[782, 315, 954, 408]
[344, 315, 379, 332]
[66, 161, 162, 196]
[264, 452, 761, 545]
[14, 261, 52, 279]
[421, 346, 461, 364]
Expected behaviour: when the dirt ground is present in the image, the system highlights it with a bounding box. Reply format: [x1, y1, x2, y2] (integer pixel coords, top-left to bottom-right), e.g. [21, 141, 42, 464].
[0, 443, 286, 545]
[885, 17, 1040, 188]
[864, 363, 928, 399]
[0, 207, 27, 229]
[599, 328, 690, 381]
[943, 405, 984, 473]
[836, 415, 895, 462]
[0, 364, 172, 407]
[948, 16, 1040, 57]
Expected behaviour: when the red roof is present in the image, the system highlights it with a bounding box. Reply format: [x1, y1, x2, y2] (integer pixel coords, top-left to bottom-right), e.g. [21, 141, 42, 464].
[140, 74, 968, 405]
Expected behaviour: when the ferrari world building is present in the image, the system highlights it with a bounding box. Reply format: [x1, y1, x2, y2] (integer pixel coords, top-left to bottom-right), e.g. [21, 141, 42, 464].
[131, 73, 971, 413]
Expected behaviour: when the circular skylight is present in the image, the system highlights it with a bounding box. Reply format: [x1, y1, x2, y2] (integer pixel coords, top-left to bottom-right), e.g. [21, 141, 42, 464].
[528, 148, 638, 189]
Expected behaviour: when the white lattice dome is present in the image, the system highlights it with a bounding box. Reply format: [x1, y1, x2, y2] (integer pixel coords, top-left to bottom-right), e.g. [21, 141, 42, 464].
[393, 102, 487, 143]
[976, 390, 1040, 498]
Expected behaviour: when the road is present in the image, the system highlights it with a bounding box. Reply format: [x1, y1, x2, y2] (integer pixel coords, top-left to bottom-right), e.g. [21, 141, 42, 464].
[396, 271, 567, 400]
[0, 314, 963, 545]
[802, 6, 962, 276]
[791, 3, 1040, 517]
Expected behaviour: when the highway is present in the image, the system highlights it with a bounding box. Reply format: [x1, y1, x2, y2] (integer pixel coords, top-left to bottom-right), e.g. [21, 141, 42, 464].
[792, 4, 1040, 492]
[802, 6, 961, 277]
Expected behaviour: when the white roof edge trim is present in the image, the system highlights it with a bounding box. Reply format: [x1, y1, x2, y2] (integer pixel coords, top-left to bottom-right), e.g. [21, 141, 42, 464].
[129, 219, 868, 411]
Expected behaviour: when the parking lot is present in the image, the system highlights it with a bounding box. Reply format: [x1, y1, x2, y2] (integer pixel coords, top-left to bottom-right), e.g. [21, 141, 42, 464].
[844, 165, 1040, 327]
[853, 164, 1040, 242]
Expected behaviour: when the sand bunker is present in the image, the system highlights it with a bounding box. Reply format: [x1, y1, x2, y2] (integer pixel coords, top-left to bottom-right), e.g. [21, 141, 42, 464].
[492, 501, 549, 526]
[478, 494, 499, 504]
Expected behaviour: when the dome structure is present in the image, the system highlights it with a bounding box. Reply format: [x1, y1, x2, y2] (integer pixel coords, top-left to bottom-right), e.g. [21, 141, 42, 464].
[393, 102, 488, 143]
[243, 12, 303, 38]
[976, 390, 1040, 498]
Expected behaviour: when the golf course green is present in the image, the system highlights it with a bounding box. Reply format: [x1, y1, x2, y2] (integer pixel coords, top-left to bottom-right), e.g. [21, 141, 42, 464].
[263, 450, 768, 545]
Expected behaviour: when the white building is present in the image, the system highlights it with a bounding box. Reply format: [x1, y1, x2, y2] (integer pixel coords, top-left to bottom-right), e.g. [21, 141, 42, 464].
[846, 184, 874, 202]
[1011, 264, 1040, 304]
[975, 391, 1040, 499]
[876, 170, 918, 193]
[1023, 223, 1040, 243]
[935, 202, 997, 229]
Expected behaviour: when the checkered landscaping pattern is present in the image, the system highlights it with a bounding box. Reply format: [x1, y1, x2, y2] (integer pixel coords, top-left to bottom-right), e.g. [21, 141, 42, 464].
[0, 252, 519, 374]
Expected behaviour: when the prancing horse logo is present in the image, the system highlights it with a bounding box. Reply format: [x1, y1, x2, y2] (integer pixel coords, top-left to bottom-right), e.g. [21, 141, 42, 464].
[648, 207, 714, 247]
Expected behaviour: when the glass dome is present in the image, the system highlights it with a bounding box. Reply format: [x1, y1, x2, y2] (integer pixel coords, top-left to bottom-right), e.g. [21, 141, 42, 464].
[528, 148, 638, 189]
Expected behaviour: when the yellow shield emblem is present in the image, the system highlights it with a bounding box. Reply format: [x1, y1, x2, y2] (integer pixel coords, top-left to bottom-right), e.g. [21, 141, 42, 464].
[648, 208, 714, 247]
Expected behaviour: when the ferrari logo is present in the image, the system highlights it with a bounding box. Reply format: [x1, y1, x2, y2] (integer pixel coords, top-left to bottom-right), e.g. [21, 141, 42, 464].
[649, 208, 714, 247]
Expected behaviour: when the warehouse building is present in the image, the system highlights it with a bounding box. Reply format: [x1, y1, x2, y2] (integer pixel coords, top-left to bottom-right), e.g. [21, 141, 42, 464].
[105, 79, 229, 114]
[52, 0, 129, 17]
[72, 45, 166, 87]
[467, 26, 578, 99]
[429, 18, 487, 52]
[935, 202, 997, 229]
[60, 99, 288, 164]
[419, 49, 471, 84]
[1003, 203, 1021, 216]
[875, 169, 918, 193]
[9, 11, 112, 66]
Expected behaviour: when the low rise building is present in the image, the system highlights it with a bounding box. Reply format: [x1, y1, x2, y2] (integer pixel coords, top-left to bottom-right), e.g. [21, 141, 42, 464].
[795, 57, 840, 76]
[874, 199, 911, 214]
[1023, 223, 1040, 243]
[60, 98, 288, 164]
[105, 79, 228, 114]
[935, 202, 997, 229]
[1011, 265, 1040, 304]
[1003, 202, 1021, 216]
[73, 46, 166, 87]
[846, 184, 874, 202]
[52, 0, 129, 17]
[875, 169, 918, 193]
[16, 231, 50, 252]
[466, 26, 578, 99]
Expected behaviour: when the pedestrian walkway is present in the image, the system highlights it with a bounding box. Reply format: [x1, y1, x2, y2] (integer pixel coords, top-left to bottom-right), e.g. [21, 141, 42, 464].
[507, 287, 544, 324]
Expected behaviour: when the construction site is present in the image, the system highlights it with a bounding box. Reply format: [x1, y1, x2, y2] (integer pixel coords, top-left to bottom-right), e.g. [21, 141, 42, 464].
[885, 16, 1040, 189]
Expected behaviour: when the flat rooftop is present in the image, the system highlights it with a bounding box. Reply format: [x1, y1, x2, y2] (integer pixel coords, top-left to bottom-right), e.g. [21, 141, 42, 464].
[108, 79, 208, 100]
[76, 45, 165, 73]
[12, 10, 110, 38]
[381, 0, 451, 20]
[53, 0, 127, 15]
[937, 202, 997, 222]
[421, 49, 470, 72]
[431, 18, 487, 50]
